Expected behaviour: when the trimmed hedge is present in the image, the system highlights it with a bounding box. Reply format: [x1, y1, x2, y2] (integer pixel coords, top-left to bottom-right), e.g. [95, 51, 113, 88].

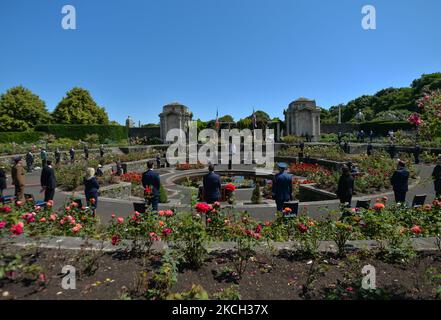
[359, 121, 413, 135]
[35, 125, 128, 142]
[0, 131, 43, 143]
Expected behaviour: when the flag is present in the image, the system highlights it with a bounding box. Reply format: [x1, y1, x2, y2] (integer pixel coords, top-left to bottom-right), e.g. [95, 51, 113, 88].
[215, 108, 220, 129]
[252, 108, 257, 128]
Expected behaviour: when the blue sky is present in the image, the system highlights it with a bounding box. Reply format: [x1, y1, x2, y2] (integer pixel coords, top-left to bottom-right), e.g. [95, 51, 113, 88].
[0, 0, 440, 124]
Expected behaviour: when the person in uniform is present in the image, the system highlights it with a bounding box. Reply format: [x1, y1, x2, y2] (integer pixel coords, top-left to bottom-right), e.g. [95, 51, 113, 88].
[367, 143, 373, 156]
[203, 164, 222, 204]
[272, 162, 293, 212]
[40, 148, 47, 168]
[69, 147, 75, 163]
[413, 144, 421, 165]
[84, 145, 89, 161]
[40, 160, 56, 202]
[142, 161, 161, 211]
[55, 147, 61, 165]
[25, 150, 34, 172]
[11, 156, 25, 202]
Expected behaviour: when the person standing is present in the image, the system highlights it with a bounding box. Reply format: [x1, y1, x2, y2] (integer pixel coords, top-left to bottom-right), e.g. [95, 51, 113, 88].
[367, 143, 373, 156]
[40, 160, 56, 202]
[369, 130, 374, 143]
[142, 161, 161, 211]
[99, 145, 105, 158]
[343, 141, 349, 154]
[84, 168, 100, 214]
[413, 144, 421, 165]
[69, 147, 75, 163]
[390, 160, 409, 204]
[40, 148, 47, 168]
[115, 161, 123, 176]
[84, 145, 89, 161]
[95, 164, 104, 177]
[11, 156, 25, 202]
[337, 131, 343, 144]
[156, 154, 161, 169]
[0, 165, 7, 197]
[432, 155, 441, 199]
[25, 150, 34, 172]
[388, 143, 396, 159]
[202, 164, 222, 204]
[55, 147, 61, 165]
[336, 165, 354, 207]
[299, 141, 305, 159]
[272, 162, 293, 211]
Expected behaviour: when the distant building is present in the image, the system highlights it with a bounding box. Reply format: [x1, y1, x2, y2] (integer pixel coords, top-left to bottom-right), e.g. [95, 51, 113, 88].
[283, 97, 321, 141]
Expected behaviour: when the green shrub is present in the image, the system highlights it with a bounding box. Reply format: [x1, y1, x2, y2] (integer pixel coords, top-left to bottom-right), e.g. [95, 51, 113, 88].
[0, 131, 43, 144]
[359, 121, 413, 136]
[159, 185, 168, 203]
[35, 124, 128, 143]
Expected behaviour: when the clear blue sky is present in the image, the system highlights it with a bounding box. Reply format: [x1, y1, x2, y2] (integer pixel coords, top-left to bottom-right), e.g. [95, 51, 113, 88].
[1, 0, 440, 124]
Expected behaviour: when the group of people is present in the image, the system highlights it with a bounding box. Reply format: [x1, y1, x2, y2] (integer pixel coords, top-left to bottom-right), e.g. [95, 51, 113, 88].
[336, 155, 441, 207]
[23, 145, 106, 173]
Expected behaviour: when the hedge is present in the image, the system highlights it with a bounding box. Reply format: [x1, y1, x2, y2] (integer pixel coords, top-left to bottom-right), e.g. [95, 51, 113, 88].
[359, 121, 414, 135]
[34, 125, 128, 143]
[0, 131, 43, 144]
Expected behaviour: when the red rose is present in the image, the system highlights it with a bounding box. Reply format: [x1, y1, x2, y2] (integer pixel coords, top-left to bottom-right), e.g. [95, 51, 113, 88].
[411, 225, 422, 235]
[162, 228, 173, 236]
[195, 203, 212, 213]
[10, 222, 24, 235]
[225, 183, 236, 192]
[111, 235, 120, 246]
[297, 223, 308, 233]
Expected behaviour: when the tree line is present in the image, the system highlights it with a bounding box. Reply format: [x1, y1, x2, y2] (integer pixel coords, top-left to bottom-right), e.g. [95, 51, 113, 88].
[320, 73, 441, 124]
[0, 86, 111, 132]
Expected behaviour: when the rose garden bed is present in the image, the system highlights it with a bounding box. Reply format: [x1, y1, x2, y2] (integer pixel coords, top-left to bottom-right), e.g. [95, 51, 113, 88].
[1, 197, 441, 300]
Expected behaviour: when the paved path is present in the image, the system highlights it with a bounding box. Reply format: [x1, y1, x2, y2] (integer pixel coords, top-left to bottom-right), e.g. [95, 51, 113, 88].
[2, 164, 437, 224]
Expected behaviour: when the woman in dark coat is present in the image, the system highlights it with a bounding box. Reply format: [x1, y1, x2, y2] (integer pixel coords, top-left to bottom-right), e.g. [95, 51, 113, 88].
[0, 166, 7, 197]
[84, 167, 100, 214]
[336, 165, 354, 207]
[432, 155, 441, 199]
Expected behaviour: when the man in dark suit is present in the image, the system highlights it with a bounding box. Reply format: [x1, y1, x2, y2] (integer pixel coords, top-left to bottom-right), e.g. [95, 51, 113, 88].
[203, 164, 222, 204]
[299, 141, 305, 159]
[413, 144, 421, 165]
[142, 161, 161, 211]
[272, 162, 293, 211]
[390, 160, 409, 204]
[336, 165, 354, 207]
[40, 160, 57, 202]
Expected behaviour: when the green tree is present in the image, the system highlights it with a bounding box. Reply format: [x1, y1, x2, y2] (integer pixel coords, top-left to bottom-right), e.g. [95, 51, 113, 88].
[52, 87, 110, 125]
[0, 86, 51, 132]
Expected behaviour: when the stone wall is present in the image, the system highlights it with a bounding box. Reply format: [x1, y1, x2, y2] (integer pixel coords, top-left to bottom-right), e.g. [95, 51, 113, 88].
[298, 184, 338, 202]
[99, 182, 132, 200]
[321, 123, 358, 134]
[128, 127, 160, 140]
[121, 159, 156, 173]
